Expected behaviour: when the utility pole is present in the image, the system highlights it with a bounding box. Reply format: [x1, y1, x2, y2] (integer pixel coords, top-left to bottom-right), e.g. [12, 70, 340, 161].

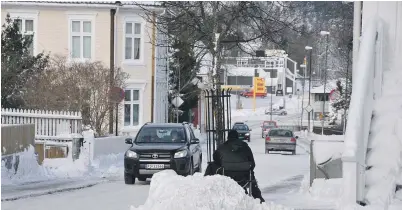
[300, 63, 307, 128]
[270, 76, 273, 121]
[320, 31, 330, 135]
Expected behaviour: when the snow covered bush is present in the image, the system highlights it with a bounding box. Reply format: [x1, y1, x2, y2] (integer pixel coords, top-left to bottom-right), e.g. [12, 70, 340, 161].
[131, 170, 292, 210]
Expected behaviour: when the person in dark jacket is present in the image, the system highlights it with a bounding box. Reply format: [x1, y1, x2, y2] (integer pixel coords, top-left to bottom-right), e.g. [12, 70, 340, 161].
[204, 130, 265, 203]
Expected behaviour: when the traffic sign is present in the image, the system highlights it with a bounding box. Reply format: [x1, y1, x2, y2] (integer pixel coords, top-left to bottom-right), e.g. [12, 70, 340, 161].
[305, 105, 313, 113]
[109, 87, 125, 103]
[172, 96, 184, 107]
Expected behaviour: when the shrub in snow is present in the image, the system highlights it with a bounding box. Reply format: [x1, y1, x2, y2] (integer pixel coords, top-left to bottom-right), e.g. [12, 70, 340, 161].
[131, 170, 291, 210]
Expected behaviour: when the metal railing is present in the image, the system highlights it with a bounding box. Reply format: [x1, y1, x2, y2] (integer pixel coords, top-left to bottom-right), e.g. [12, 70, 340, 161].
[342, 17, 384, 205]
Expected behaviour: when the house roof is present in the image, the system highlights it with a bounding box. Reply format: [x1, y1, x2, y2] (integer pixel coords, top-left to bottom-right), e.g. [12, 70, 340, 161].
[2, 1, 163, 9]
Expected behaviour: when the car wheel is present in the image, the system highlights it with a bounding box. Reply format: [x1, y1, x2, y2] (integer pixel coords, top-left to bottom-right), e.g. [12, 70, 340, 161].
[265, 149, 269, 154]
[291, 150, 296, 155]
[124, 172, 135, 185]
[187, 160, 194, 176]
[137, 176, 147, 182]
[196, 156, 202, 172]
[248, 139, 250, 142]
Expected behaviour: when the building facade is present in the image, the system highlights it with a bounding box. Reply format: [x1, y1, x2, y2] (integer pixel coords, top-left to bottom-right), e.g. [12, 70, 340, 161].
[1, 1, 169, 136]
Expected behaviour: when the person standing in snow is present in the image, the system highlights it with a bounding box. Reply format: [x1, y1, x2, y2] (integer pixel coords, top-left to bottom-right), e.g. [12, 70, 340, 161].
[204, 130, 265, 203]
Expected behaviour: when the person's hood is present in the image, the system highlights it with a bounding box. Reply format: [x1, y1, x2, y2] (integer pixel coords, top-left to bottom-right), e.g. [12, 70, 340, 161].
[226, 139, 245, 152]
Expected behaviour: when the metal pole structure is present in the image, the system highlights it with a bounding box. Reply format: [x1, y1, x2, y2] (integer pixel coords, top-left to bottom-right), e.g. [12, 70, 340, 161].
[305, 46, 313, 132]
[300, 64, 306, 129]
[321, 31, 330, 135]
[115, 103, 118, 136]
[353, 1, 362, 86]
[343, 51, 351, 134]
[270, 76, 273, 121]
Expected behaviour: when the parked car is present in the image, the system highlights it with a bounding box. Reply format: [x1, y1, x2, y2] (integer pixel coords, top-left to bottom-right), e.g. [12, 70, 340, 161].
[124, 122, 202, 184]
[265, 128, 298, 155]
[232, 123, 252, 142]
[265, 108, 287, 116]
[261, 120, 278, 138]
[240, 90, 267, 98]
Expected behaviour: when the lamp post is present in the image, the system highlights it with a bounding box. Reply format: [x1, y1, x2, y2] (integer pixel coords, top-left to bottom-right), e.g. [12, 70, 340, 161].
[299, 64, 307, 128]
[305, 46, 313, 132]
[320, 31, 330, 135]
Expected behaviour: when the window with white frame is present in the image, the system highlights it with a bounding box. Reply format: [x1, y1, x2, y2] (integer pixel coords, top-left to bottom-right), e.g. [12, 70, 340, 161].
[124, 22, 142, 60]
[124, 89, 140, 126]
[70, 20, 92, 59]
[11, 15, 35, 55]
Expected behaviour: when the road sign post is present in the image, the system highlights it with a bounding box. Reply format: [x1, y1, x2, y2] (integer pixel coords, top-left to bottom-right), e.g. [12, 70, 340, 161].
[109, 87, 125, 136]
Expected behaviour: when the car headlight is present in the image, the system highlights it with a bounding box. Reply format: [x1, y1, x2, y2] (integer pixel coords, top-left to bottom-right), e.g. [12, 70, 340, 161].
[125, 150, 138, 158]
[174, 150, 188, 158]
[245, 133, 250, 136]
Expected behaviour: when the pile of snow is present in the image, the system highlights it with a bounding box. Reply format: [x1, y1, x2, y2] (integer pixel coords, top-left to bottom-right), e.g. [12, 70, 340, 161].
[309, 178, 343, 202]
[1, 146, 54, 185]
[131, 170, 292, 210]
[2, 131, 125, 185]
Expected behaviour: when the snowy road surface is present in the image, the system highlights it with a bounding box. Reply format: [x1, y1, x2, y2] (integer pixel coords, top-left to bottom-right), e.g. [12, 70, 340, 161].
[2, 112, 315, 210]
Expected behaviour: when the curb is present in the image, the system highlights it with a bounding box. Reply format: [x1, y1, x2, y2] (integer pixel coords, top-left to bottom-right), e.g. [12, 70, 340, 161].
[1, 179, 104, 202]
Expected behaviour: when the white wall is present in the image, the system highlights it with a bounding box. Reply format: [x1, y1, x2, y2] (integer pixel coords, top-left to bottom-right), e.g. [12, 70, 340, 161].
[83, 130, 131, 161]
[362, 1, 402, 72]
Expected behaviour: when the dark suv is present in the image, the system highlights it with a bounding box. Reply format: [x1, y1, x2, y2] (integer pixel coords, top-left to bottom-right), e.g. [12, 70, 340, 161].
[232, 122, 252, 142]
[124, 123, 202, 184]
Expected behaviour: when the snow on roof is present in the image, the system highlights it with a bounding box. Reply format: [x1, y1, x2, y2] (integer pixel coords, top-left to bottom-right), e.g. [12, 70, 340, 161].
[1, 1, 162, 8]
[310, 80, 339, 94]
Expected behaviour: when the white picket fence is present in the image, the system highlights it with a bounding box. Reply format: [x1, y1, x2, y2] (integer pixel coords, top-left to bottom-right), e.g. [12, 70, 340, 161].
[1, 108, 82, 139]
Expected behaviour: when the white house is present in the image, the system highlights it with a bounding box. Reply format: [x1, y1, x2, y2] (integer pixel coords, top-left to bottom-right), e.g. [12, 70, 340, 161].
[1, 1, 169, 136]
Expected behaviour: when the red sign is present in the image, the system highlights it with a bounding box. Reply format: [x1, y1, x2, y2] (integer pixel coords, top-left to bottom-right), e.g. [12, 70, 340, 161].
[109, 87, 125, 103]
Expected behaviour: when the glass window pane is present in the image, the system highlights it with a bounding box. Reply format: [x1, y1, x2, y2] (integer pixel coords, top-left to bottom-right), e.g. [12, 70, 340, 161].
[124, 90, 131, 101]
[124, 104, 131, 126]
[15, 19, 22, 31]
[72, 36, 80, 58]
[25, 35, 34, 55]
[134, 23, 141, 34]
[125, 22, 132, 34]
[132, 104, 139, 126]
[83, 36, 91, 58]
[134, 38, 140, 59]
[83, 21, 91, 33]
[72, 21, 80, 32]
[25, 20, 33, 32]
[125, 37, 132, 59]
[133, 90, 139, 100]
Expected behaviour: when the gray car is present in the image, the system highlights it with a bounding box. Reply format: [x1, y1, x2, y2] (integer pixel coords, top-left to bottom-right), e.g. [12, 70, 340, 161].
[265, 108, 287, 115]
[265, 128, 298, 155]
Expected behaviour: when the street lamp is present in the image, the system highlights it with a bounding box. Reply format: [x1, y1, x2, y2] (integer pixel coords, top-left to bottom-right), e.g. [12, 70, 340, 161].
[299, 64, 307, 129]
[320, 31, 330, 135]
[305, 46, 313, 132]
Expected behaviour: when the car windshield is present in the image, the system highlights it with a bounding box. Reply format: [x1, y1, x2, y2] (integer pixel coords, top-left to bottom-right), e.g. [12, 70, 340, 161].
[263, 125, 275, 129]
[233, 124, 248, 130]
[135, 127, 187, 143]
[263, 122, 276, 126]
[268, 129, 293, 137]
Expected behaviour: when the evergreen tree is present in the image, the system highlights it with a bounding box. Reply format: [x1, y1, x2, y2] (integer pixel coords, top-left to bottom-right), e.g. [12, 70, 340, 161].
[1, 14, 49, 108]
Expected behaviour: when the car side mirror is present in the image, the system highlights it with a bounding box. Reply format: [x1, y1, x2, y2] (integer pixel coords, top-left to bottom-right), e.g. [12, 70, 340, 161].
[295, 136, 299, 139]
[125, 138, 133, 144]
[190, 138, 200, 144]
[249, 129, 252, 131]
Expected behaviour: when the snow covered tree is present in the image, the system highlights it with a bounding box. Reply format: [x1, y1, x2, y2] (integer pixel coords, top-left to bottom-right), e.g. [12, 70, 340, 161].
[328, 80, 352, 125]
[1, 14, 49, 108]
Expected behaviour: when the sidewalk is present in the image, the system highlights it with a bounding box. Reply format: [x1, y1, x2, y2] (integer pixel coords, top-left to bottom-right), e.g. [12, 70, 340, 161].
[1, 178, 105, 201]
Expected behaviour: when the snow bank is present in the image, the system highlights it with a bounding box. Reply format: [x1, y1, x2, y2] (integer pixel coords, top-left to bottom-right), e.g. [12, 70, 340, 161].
[309, 178, 343, 201]
[2, 130, 126, 185]
[131, 170, 292, 210]
[1, 145, 54, 185]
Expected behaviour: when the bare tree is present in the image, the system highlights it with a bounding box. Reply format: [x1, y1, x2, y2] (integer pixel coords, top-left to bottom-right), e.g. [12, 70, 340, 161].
[24, 55, 128, 136]
[136, 1, 303, 145]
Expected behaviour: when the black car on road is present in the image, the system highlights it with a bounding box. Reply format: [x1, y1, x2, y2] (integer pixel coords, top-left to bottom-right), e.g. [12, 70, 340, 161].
[124, 122, 202, 184]
[232, 123, 252, 142]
